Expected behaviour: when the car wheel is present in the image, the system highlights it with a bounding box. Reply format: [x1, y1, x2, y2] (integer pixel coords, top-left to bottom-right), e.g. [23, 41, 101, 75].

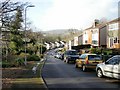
[75, 63, 78, 68]
[66, 59, 69, 63]
[63, 57, 66, 62]
[97, 69, 103, 78]
[82, 65, 86, 72]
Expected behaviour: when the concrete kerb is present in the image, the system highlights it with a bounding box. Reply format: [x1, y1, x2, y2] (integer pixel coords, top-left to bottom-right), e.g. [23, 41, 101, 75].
[32, 57, 48, 89]
[40, 56, 48, 89]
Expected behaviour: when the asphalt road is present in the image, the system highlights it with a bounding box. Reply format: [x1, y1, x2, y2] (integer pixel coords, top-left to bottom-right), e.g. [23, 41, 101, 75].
[42, 50, 120, 89]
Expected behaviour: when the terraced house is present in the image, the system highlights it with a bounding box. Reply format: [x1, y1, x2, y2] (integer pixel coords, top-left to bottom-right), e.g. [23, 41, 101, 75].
[83, 19, 107, 48]
[107, 18, 120, 48]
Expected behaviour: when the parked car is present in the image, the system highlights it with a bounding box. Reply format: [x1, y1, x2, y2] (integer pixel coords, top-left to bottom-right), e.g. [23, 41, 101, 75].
[75, 53, 103, 71]
[59, 53, 64, 60]
[63, 50, 79, 63]
[54, 52, 62, 59]
[96, 55, 120, 79]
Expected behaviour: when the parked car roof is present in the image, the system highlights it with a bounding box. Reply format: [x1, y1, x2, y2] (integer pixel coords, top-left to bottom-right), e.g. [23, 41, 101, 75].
[81, 53, 97, 55]
[109, 55, 120, 59]
[112, 55, 120, 57]
[66, 50, 77, 51]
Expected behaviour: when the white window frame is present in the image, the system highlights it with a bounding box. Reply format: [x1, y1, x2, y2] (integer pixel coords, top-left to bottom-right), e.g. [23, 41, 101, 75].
[109, 37, 114, 48]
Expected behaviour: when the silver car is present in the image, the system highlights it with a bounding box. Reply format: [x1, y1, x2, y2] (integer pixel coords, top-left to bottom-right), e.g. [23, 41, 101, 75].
[96, 55, 120, 79]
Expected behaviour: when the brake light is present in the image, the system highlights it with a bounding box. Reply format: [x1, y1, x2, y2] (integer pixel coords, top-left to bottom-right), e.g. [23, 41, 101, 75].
[86, 60, 89, 64]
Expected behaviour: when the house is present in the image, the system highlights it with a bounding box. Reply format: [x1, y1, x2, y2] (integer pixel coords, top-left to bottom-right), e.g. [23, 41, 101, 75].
[83, 19, 107, 47]
[78, 34, 83, 45]
[66, 39, 74, 50]
[107, 18, 120, 48]
[68, 35, 82, 50]
[74, 36, 79, 46]
[59, 41, 66, 47]
[55, 41, 60, 48]
[44, 42, 50, 50]
[49, 42, 55, 49]
[68, 40, 72, 50]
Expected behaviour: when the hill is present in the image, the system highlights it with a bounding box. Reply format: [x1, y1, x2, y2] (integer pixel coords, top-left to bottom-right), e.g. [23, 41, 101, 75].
[42, 29, 82, 36]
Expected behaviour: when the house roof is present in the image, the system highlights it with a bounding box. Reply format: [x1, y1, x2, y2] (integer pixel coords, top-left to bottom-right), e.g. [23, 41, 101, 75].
[84, 17, 120, 32]
[107, 17, 120, 24]
[84, 23, 106, 31]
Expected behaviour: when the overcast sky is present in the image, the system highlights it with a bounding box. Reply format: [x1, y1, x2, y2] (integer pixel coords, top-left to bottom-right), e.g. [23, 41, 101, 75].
[11, 0, 119, 31]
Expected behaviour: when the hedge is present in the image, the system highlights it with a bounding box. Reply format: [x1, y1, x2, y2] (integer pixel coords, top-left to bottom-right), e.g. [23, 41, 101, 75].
[27, 54, 40, 61]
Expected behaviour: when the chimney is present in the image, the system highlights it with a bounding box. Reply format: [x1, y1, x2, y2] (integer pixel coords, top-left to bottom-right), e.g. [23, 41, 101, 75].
[93, 19, 99, 27]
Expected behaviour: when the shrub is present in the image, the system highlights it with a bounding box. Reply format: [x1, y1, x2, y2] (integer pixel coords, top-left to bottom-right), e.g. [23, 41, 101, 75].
[14, 58, 24, 66]
[39, 46, 47, 54]
[2, 61, 15, 68]
[90, 48, 97, 54]
[95, 48, 101, 54]
[19, 53, 29, 58]
[102, 55, 113, 62]
[90, 48, 110, 55]
[27, 54, 40, 61]
[102, 49, 112, 55]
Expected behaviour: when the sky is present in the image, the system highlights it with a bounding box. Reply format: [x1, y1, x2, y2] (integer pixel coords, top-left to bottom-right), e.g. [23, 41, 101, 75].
[11, 0, 119, 31]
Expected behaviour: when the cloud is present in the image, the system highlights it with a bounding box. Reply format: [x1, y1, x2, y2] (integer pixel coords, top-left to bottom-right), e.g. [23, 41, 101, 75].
[10, 0, 119, 31]
[38, 0, 119, 31]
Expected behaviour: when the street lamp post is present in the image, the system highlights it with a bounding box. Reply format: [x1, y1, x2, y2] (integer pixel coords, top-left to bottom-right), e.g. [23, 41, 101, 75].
[41, 38, 43, 56]
[40, 34, 46, 58]
[24, 5, 35, 65]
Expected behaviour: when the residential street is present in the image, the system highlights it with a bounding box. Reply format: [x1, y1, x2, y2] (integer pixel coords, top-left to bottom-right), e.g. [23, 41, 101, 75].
[1, 1, 120, 90]
[42, 50, 120, 89]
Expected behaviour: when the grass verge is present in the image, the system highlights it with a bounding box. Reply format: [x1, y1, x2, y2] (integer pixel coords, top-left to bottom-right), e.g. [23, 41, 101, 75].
[2, 61, 47, 90]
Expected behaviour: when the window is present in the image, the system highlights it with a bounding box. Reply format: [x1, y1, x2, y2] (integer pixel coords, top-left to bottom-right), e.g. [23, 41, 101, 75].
[88, 55, 101, 60]
[92, 40, 98, 44]
[114, 37, 118, 43]
[112, 56, 120, 65]
[80, 54, 87, 59]
[68, 51, 78, 55]
[118, 40, 120, 43]
[109, 23, 118, 31]
[109, 38, 113, 47]
[85, 40, 87, 43]
[106, 58, 115, 64]
[107, 56, 120, 65]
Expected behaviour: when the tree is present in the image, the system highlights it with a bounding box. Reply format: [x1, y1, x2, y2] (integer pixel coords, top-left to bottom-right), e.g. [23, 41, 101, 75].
[0, 1, 26, 28]
[9, 6, 24, 55]
[1, 1, 26, 62]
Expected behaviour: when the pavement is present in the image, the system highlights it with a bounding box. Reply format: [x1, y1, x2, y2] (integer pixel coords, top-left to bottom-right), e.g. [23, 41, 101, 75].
[2, 60, 48, 90]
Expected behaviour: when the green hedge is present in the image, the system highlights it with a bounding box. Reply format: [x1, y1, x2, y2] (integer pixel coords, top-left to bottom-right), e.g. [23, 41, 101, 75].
[2, 57, 25, 68]
[2, 62, 16, 68]
[27, 54, 40, 61]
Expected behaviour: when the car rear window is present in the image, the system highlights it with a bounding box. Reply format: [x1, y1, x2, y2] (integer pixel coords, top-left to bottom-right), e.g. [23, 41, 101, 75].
[88, 55, 101, 60]
[68, 51, 78, 55]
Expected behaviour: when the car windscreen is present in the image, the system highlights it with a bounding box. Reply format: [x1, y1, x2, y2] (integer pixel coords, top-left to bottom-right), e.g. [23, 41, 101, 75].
[79, 54, 87, 59]
[88, 55, 101, 60]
